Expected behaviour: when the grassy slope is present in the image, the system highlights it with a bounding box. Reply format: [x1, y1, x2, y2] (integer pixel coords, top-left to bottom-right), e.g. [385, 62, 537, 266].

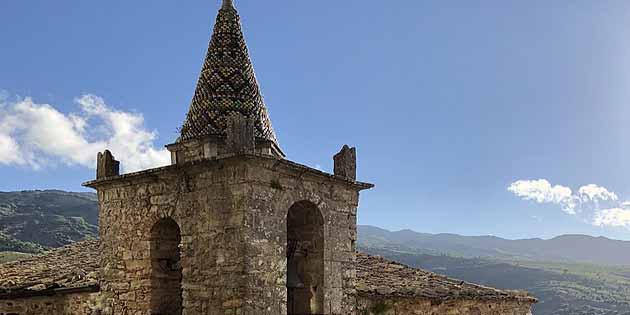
[0, 251, 32, 264]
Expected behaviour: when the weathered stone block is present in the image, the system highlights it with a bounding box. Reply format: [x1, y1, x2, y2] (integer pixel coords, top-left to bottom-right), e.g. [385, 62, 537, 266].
[333, 145, 357, 180]
[96, 150, 120, 179]
[226, 114, 255, 154]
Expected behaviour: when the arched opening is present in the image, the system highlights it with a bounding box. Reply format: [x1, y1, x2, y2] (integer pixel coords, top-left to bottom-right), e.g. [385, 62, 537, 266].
[286, 201, 324, 315]
[150, 218, 183, 315]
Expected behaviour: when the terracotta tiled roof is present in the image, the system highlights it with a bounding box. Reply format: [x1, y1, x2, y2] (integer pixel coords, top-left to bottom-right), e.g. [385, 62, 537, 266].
[0, 240, 99, 298]
[179, 1, 279, 147]
[0, 241, 534, 303]
[356, 253, 536, 303]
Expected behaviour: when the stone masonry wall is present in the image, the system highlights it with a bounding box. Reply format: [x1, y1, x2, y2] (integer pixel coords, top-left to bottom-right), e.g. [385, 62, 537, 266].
[0, 292, 102, 315]
[357, 296, 534, 315]
[238, 158, 360, 315]
[92, 155, 363, 315]
[96, 158, 251, 315]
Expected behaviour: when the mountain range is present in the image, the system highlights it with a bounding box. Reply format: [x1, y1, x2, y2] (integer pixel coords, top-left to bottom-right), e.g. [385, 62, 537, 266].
[358, 225, 630, 266]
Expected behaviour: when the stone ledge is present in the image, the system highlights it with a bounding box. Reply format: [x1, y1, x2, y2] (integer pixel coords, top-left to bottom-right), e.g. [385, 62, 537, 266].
[82, 153, 374, 191]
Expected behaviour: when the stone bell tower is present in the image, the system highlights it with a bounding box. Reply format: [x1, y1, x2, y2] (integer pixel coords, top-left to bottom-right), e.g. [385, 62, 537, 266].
[84, 1, 373, 314]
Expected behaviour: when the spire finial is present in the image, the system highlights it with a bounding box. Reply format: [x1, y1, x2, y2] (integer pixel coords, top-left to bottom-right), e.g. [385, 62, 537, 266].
[179, 0, 282, 154]
[222, 0, 234, 9]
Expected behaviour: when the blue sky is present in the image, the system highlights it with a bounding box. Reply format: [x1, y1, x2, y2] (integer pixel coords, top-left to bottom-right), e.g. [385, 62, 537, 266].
[2, 0, 630, 240]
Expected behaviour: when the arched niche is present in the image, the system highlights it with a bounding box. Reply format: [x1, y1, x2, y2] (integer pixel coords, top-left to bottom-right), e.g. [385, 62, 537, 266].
[286, 200, 325, 315]
[150, 218, 183, 315]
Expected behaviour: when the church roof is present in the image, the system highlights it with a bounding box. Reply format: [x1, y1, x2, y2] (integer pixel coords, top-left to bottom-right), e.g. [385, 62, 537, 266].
[0, 241, 535, 303]
[0, 241, 99, 299]
[178, 0, 279, 147]
[356, 253, 536, 303]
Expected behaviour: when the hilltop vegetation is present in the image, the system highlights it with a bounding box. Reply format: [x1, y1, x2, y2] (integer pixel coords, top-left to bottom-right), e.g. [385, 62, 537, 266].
[0, 190, 98, 253]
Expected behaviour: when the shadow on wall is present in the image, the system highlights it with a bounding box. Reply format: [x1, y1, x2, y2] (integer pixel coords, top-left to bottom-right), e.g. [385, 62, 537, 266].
[150, 218, 183, 315]
[287, 201, 324, 315]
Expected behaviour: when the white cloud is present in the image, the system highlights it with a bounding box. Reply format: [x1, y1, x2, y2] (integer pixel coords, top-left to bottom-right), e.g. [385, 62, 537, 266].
[507, 179, 576, 214]
[0, 94, 170, 173]
[509, 179, 630, 229]
[593, 208, 630, 228]
[0, 133, 23, 166]
[578, 184, 618, 202]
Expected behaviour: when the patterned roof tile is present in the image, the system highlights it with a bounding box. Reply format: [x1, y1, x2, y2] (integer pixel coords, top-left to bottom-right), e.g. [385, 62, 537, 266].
[179, 1, 279, 147]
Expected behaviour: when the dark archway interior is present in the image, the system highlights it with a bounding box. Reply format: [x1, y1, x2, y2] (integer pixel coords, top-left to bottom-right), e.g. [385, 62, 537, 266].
[150, 218, 183, 315]
[287, 201, 325, 315]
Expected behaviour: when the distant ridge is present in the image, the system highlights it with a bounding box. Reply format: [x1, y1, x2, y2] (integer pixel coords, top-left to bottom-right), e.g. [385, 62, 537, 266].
[358, 225, 630, 266]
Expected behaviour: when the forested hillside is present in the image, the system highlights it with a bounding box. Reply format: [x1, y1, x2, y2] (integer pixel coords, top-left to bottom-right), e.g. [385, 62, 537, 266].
[0, 190, 98, 253]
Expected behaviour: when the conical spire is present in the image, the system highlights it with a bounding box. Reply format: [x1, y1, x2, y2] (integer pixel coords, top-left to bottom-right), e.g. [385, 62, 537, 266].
[179, 1, 279, 148]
